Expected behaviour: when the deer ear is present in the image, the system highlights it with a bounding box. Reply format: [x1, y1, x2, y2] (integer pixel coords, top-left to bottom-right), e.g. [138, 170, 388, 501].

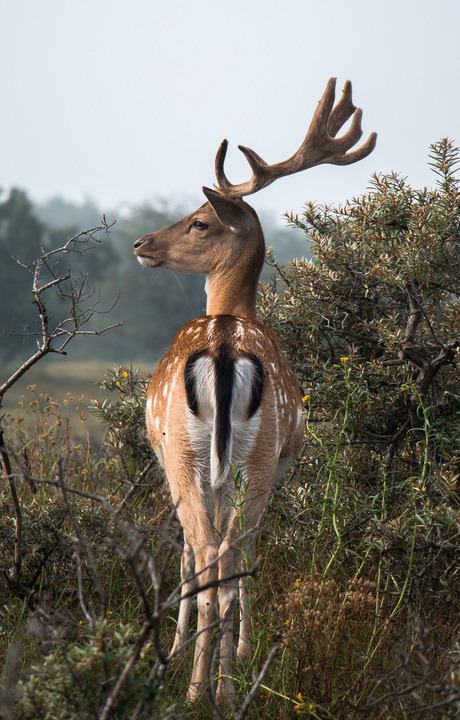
[202, 187, 254, 234]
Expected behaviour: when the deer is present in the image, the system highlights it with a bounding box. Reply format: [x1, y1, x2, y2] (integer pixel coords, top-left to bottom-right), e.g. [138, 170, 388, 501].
[133, 77, 376, 706]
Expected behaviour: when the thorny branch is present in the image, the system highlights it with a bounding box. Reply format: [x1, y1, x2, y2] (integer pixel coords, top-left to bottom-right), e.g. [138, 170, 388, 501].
[57, 466, 107, 626]
[366, 631, 460, 717]
[234, 645, 281, 720]
[383, 278, 459, 431]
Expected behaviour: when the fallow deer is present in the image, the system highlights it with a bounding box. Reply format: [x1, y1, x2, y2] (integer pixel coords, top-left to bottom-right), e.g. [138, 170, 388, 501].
[133, 77, 376, 705]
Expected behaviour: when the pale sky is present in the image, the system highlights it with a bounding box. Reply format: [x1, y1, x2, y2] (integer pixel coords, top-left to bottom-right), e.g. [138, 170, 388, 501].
[1, 0, 459, 220]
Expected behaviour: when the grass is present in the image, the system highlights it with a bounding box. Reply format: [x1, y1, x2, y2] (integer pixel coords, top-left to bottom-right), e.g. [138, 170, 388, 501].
[1, 357, 152, 444]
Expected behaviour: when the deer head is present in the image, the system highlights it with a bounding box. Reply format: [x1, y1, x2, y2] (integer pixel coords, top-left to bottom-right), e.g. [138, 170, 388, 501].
[134, 77, 376, 317]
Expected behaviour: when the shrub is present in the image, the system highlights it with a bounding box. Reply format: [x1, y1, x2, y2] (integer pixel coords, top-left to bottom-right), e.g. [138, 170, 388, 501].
[258, 140, 460, 718]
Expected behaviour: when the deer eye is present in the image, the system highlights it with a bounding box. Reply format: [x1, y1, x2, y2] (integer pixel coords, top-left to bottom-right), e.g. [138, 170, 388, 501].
[190, 220, 208, 231]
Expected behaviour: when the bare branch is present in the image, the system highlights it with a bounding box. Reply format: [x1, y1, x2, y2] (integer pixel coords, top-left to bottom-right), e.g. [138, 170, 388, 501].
[0, 220, 119, 404]
[234, 645, 281, 720]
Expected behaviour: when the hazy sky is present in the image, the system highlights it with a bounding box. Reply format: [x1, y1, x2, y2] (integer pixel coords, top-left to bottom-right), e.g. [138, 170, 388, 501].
[1, 0, 459, 220]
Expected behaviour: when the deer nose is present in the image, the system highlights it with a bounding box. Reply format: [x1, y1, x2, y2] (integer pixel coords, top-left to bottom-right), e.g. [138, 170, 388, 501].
[133, 237, 146, 250]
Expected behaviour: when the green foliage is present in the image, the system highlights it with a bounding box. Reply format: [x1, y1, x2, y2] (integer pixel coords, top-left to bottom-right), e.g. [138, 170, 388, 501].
[0, 373, 177, 718]
[15, 620, 153, 720]
[260, 138, 460, 488]
[90, 366, 153, 479]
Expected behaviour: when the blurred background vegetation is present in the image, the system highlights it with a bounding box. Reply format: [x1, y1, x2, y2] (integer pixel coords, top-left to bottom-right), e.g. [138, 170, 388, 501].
[0, 186, 307, 363]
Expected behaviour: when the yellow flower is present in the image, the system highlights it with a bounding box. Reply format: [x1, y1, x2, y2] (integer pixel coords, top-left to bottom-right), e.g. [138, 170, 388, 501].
[340, 356, 349, 362]
[302, 394, 310, 403]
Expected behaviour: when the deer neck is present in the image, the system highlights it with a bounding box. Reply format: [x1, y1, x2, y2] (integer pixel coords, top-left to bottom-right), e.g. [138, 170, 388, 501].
[205, 243, 265, 319]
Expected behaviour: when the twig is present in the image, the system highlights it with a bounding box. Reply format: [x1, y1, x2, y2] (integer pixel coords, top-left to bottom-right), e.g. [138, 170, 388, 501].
[234, 645, 281, 720]
[57, 467, 107, 621]
[0, 423, 22, 585]
[99, 620, 154, 720]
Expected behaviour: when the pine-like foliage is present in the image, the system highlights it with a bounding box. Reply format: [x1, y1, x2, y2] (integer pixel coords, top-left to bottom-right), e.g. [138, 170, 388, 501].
[262, 138, 460, 490]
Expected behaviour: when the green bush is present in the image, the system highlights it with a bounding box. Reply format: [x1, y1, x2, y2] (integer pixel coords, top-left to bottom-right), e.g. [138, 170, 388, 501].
[257, 139, 460, 718]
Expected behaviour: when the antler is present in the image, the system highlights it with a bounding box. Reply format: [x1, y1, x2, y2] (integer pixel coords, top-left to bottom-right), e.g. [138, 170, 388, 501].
[214, 77, 377, 199]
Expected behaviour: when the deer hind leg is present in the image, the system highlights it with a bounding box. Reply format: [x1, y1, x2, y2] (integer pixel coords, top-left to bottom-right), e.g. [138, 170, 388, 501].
[166, 462, 219, 703]
[214, 499, 259, 702]
[187, 540, 219, 702]
[215, 472, 274, 706]
[215, 511, 240, 708]
[171, 537, 195, 656]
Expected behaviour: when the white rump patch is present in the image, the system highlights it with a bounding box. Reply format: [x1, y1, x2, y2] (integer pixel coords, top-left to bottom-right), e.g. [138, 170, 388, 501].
[186, 354, 262, 491]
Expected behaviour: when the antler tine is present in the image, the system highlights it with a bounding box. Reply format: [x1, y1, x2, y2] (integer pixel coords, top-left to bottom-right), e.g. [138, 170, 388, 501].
[214, 139, 231, 191]
[328, 80, 356, 137]
[214, 138, 271, 196]
[326, 130, 378, 166]
[213, 78, 377, 199]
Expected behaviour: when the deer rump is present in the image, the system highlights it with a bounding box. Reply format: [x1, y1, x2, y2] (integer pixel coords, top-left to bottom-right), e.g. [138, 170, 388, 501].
[184, 342, 264, 490]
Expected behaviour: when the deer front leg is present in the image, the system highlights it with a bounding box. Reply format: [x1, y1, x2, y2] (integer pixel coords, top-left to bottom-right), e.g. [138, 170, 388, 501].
[237, 531, 256, 662]
[171, 537, 195, 656]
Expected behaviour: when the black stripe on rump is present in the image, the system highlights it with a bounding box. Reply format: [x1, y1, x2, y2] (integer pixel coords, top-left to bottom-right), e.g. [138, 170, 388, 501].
[214, 342, 234, 469]
[184, 349, 208, 416]
[244, 353, 265, 419]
